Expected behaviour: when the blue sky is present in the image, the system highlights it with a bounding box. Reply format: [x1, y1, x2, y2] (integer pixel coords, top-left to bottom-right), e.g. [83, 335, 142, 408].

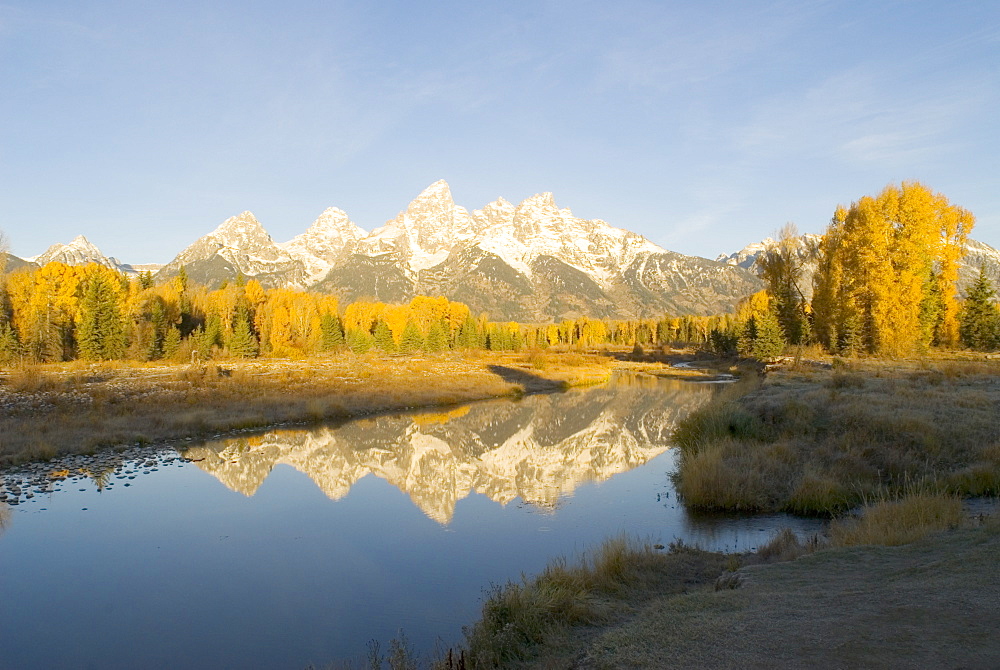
[1, 0, 998, 263]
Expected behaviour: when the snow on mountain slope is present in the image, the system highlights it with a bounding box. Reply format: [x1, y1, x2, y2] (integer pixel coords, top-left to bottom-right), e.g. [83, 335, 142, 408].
[29, 235, 131, 273]
[471, 191, 667, 286]
[279, 207, 366, 284]
[357, 180, 478, 271]
[156, 211, 306, 288]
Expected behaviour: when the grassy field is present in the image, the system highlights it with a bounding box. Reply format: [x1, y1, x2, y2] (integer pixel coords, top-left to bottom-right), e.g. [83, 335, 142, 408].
[0, 350, 620, 466]
[672, 356, 1000, 514]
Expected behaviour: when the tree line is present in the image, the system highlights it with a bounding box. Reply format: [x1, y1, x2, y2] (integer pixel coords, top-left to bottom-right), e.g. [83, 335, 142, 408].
[3, 181, 995, 365]
[0, 262, 734, 364]
[728, 181, 999, 359]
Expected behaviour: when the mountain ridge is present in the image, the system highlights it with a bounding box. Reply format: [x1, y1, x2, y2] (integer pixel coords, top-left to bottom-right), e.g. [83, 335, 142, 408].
[146, 180, 765, 319]
[14, 181, 997, 321]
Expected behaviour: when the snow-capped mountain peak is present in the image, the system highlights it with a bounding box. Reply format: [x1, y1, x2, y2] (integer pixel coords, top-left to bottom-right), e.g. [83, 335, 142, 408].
[358, 180, 476, 271]
[157, 211, 306, 288]
[279, 208, 367, 283]
[29, 234, 129, 272]
[148, 181, 765, 317]
[207, 211, 275, 248]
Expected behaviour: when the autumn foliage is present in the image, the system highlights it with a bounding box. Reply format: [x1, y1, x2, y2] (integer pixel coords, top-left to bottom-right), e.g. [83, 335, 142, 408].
[0, 263, 734, 364]
[0, 182, 989, 364]
[811, 182, 974, 356]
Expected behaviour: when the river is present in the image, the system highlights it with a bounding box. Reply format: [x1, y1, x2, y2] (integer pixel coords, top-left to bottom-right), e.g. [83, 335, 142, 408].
[0, 373, 822, 669]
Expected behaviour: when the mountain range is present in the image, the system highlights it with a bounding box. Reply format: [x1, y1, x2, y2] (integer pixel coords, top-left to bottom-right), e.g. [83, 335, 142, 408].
[7, 180, 999, 320]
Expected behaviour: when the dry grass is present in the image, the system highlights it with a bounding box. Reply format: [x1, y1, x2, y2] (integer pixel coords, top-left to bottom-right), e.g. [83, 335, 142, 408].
[567, 516, 1000, 669]
[829, 492, 964, 547]
[673, 356, 1000, 514]
[461, 537, 725, 669]
[462, 503, 996, 669]
[0, 352, 615, 466]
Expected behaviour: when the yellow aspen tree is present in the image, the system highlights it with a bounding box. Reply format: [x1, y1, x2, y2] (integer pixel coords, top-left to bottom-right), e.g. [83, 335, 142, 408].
[245, 280, 267, 314]
[546, 323, 559, 345]
[932, 189, 974, 346]
[444, 301, 470, 339]
[812, 183, 975, 356]
[343, 300, 385, 334]
[382, 304, 410, 344]
[269, 301, 294, 355]
[408, 295, 449, 334]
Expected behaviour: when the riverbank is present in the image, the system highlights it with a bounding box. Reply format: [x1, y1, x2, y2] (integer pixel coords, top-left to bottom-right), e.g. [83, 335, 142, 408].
[445, 355, 1000, 668]
[0, 348, 731, 468]
[673, 355, 1000, 514]
[512, 514, 1000, 669]
[0, 351, 628, 467]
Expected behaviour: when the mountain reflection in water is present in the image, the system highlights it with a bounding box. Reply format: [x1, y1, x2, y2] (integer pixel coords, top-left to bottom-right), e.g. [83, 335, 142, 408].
[181, 374, 716, 523]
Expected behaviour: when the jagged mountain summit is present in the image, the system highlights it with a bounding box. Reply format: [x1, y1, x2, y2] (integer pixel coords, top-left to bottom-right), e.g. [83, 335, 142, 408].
[157, 211, 307, 288]
[10, 181, 763, 319]
[278, 207, 366, 285]
[28, 235, 132, 274]
[153, 180, 763, 318]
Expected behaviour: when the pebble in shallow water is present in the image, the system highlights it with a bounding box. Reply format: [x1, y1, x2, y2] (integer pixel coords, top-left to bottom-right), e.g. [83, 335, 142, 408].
[1, 444, 188, 511]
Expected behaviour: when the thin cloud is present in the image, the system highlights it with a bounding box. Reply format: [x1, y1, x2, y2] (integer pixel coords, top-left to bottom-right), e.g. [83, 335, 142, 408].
[735, 68, 989, 168]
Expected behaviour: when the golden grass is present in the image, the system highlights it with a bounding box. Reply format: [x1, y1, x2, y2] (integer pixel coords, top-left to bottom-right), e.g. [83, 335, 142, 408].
[672, 357, 1000, 514]
[829, 492, 964, 547]
[0, 352, 616, 466]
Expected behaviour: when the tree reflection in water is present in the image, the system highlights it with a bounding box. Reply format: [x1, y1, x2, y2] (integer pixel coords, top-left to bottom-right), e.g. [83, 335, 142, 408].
[181, 374, 717, 523]
[0, 504, 10, 537]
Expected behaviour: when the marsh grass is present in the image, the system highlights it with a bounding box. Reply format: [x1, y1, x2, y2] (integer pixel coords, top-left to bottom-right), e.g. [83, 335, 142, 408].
[673, 357, 1000, 514]
[829, 492, 964, 547]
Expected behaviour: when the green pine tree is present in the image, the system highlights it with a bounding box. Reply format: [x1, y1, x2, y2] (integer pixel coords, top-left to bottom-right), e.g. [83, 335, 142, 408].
[485, 324, 501, 351]
[751, 308, 786, 361]
[77, 273, 127, 361]
[425, 320, 448, 352]
[837, 314, 862, 357]
[163, 326, 182, 360]
[959, 266, 1000, 350]
[737, 315, 758, 358]
[193, 314, 222, 360]
[511, 328, 524, 351]
[345, 328, 373, 354]
[228, 317, 259, 358]
[457, 316, 481, 349]
[398, 321, 424, 354]
[0, 318, 20, 365]
[373, 320, 396, 352]
[320, 314, 345, 351]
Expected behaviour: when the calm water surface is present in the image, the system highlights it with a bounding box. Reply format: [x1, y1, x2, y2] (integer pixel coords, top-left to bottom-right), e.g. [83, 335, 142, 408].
[0, 374, 822, 669]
